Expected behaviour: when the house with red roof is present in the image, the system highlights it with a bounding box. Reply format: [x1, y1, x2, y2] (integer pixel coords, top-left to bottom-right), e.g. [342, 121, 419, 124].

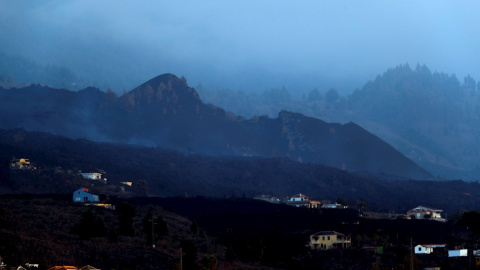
[286, 193, 311, 207]
[73, 188, 99, 203]
[308, 231, 351, 250]
[286, 193, 322, 208]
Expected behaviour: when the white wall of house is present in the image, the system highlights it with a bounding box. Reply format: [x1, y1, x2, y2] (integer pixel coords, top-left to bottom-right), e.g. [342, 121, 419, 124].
[415, 245, 432, 254]
[79, 173, 102, 180]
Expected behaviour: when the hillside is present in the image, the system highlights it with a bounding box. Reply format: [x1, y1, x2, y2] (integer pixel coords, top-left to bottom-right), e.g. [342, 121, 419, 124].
[0, 194, 276, 270]
[0, 73, 431, 179]
[2, 194, 480, 270]
[1, 128, 479, 215]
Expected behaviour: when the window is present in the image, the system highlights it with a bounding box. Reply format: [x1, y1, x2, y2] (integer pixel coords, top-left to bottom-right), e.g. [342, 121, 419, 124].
[328, 236, 330, 240]
[418, 247, 421, 251]
[322, 236, 325, 240]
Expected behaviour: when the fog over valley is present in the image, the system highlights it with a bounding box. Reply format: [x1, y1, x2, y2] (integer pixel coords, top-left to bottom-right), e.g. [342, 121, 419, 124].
[1, 1, 480, 95]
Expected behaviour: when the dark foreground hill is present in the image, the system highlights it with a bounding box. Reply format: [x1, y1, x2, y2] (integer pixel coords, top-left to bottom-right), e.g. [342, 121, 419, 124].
[0, 195, 477, 270]
[0, 128, 479, 215]
[0, 73, 431, 179]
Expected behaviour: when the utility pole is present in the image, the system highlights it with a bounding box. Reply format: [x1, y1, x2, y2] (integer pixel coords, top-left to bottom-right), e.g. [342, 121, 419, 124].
[180, 248, 183, 270]
[410, 237, 414, 270]
[151, 216, 156, 248]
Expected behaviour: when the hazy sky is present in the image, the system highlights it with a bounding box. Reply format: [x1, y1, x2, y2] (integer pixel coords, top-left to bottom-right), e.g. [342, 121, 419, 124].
[1, 1, 479, 94]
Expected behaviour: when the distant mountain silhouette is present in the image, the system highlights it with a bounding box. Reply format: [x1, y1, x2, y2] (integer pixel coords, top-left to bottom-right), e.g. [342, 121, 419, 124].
[0, 73, 432, 179]
[346, 64, 480, 180]
[198, 64, 480, 181]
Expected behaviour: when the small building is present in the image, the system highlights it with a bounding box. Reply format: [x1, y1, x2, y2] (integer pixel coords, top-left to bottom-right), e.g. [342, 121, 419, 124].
[309, 231, 351, 250]
[121, 182, 133, 187]
[322, 203, 347, 209]
[79, 172, 107, 184]
[289, 193, 309, 202]
[415, 244, 446, 254]
[415, 245, 433, 254]
[448, 249, 468, 257]
[407, 206, 445, 221]
[308, 200, 321, 208]
[73, 188, 99, 203]
[79, 172, 102, 180]
[286, 193, 311, 207]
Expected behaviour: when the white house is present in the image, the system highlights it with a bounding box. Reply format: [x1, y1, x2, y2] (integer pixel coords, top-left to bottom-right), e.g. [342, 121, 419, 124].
[79, 172, 102, 180]
[415, 245, 433, 254]
[289, 193, 309, 202]
[415, 244, 446, 254]
[286, 193, 311, 207]
[73, 188, 99, 203]
[407, 206, 445, 221]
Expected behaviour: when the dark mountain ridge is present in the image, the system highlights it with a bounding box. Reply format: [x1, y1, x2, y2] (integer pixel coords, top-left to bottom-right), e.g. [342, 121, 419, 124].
[198, 64, 480, 180]
[0, 73, 431, 179]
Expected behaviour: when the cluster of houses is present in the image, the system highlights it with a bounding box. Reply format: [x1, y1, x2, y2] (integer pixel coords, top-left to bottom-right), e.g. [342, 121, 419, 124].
[10, 157, 109, 184]
[413, 244, 480, 258]
[255, 193, 447, 223]
[253, 193, 348, 209]
[306, 232, 480, 264]
[9, 158, 35, 170]
[415, 244, 480, 265]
